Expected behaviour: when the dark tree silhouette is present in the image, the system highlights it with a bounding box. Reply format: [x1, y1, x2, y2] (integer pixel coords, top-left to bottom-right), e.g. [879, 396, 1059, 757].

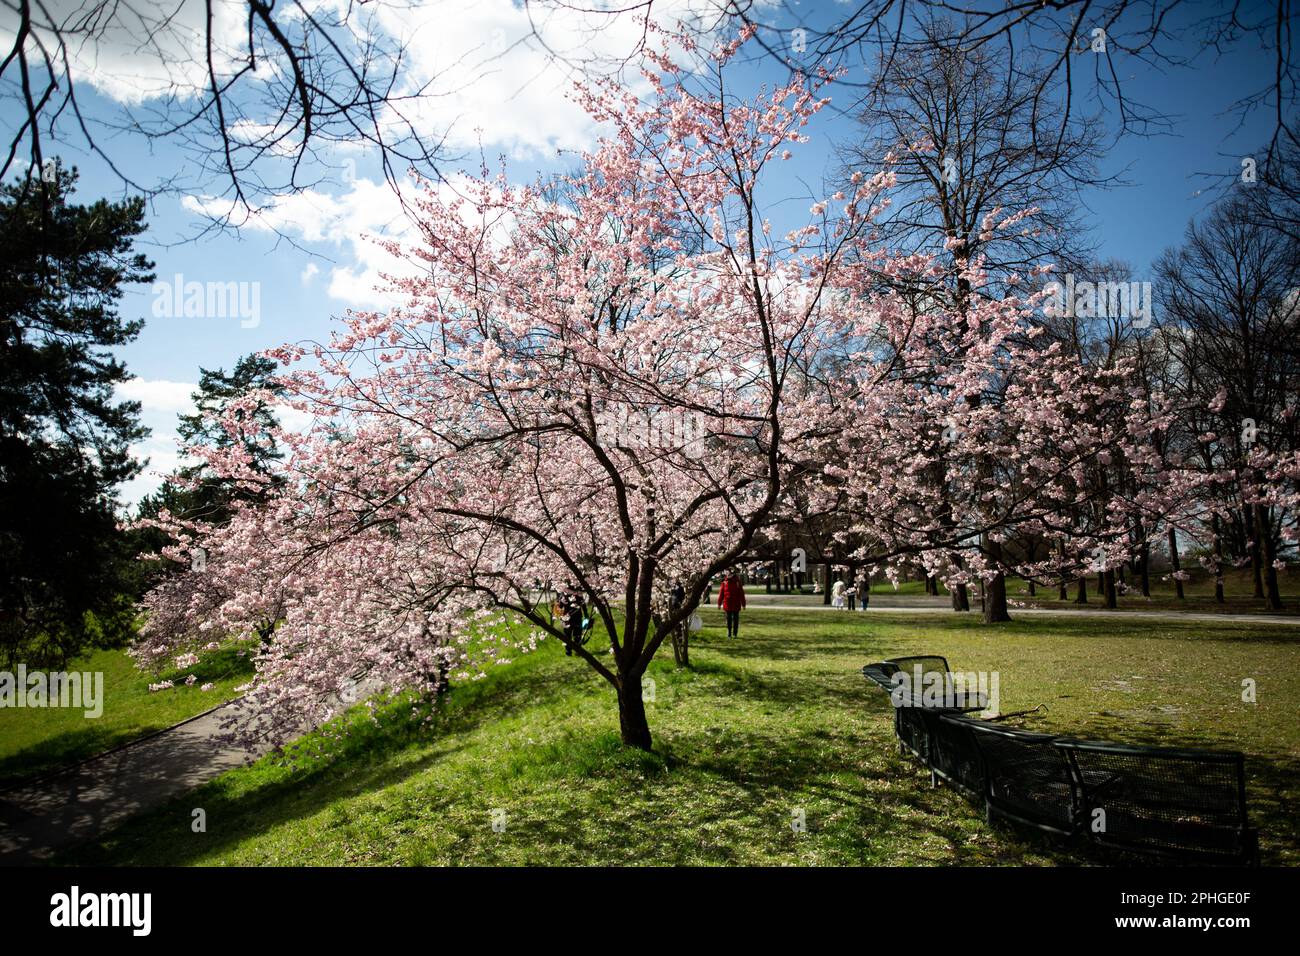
[0, 165, 153, 666]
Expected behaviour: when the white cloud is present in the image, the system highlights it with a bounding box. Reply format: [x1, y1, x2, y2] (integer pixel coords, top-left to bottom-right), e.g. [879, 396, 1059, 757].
[119, 440, 190, 507]
[4, 0, 254, 106]
[166, 1, 738, 307]
[184, 176, 419, 308]
[117, 378, 197, 416]
[273, 402, 316, 435]
[372, 0, 731, 158]
[115, 378, 198, 505]
[13, 0, 726, 157]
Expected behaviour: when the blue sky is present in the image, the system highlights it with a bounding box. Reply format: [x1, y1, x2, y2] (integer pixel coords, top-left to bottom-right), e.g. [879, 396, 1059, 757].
[3, 0, 1285, 503]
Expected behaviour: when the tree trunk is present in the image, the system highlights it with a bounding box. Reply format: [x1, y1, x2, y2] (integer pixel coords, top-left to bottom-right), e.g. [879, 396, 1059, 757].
[822, 562, 832, 605]
[1103, 569, 1118, 609]
[981, 535, 1012, 622]
[617, 678, 652, 750]
[1257, 503, 1283, 610]
[1246, 505, 1264, 597]
[1138, 540, 1150, 596]
[1075, 576, 1088, 604]
[1057, 540, 1068, 600]
[950, 582, 969, 611]
[1212, 514, 1226, 604]
[670, 625, 690, 668]
[1167, 526, 1185, 600]
[983, 572, 1011, 623]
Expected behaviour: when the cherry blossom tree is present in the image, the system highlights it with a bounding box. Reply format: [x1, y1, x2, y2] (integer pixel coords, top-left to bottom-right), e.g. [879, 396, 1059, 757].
[137, 26, 1202, 752]
[139, 27, 869, 750]
[794, 229, 1199, 619]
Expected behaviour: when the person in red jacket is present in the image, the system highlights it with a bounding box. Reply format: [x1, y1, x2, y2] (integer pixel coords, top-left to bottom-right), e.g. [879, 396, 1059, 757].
[718, 570, 747, 638]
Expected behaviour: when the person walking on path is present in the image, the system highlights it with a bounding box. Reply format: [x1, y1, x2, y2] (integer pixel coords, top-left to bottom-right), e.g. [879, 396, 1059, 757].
[855, 573, 870, 611]
[718, 570, 746, 637]
[846, 581, 857, 611]
[831, 577, 847, 609]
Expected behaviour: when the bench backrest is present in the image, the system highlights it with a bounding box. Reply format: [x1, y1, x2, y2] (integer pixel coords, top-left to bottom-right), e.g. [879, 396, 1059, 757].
[957, 717, 1076, 835]
[1054, 739, 1255, 863]
[923, 710, 985, 796]
[884, 655, 950, 679]
[861, 662, 901, 691]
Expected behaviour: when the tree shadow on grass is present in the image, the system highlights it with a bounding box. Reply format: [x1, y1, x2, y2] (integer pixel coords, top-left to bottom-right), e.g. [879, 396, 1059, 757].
[0, 726, 162, 790]
[59, 633, 1297, 867]
[852, 694, 1300, 866]
[60, 650, 601, 865]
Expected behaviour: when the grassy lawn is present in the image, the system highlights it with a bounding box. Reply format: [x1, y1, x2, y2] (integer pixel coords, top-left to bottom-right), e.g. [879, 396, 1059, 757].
[0, 645, 254, 788]
[1010, 568, 1300, 615]
[59, 608, 1300, 866]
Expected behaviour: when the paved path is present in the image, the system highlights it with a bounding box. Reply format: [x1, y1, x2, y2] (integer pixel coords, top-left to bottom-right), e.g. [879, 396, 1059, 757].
[734, 599, 1300, 626]
[0, 696, 274, 864]
[0, 678, 368, 866]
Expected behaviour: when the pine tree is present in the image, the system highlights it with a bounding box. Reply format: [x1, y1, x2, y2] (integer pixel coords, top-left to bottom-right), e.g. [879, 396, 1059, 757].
[0, 164, 153, 667]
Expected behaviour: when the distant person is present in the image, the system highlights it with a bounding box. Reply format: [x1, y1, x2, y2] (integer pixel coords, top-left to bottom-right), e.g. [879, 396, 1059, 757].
[718, 570, 747, 638]
[856, 574, 870, 611]
[846, 582, 857, 611]
[556, 590, 587, 656]
[668, 579, 689, 663]
[832, 577, 847, 609]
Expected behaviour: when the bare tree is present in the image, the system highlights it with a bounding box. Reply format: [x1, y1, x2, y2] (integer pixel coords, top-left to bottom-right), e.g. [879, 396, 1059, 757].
[1, 0, 462, 232]
[528, 1, 1296, 185]
[1156, 191, 1300, 609]
[727, 0, 1295, 164]
[839, 23, 1108, 622]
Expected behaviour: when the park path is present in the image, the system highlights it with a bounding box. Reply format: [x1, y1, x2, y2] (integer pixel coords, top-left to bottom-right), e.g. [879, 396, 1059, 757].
[0, 675, 371, 866]
[1, 603, 1295, 865]
[0, 694, 275, 865]
[740, 594, 1300, 626]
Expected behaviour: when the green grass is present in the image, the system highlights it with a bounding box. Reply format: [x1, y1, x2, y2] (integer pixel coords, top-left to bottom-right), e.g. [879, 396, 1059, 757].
[59, 608, 1300, 866]
[0, 644, 254, 788]
[1010, 567, 1299, 614]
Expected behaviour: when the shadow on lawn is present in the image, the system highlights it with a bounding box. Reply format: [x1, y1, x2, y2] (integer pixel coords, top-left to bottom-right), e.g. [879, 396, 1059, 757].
[702, 634, 1299, 865]
[1061, 717, 1300, 865]
[63, 654, 598, 865]
[0, 727, 160, 791]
